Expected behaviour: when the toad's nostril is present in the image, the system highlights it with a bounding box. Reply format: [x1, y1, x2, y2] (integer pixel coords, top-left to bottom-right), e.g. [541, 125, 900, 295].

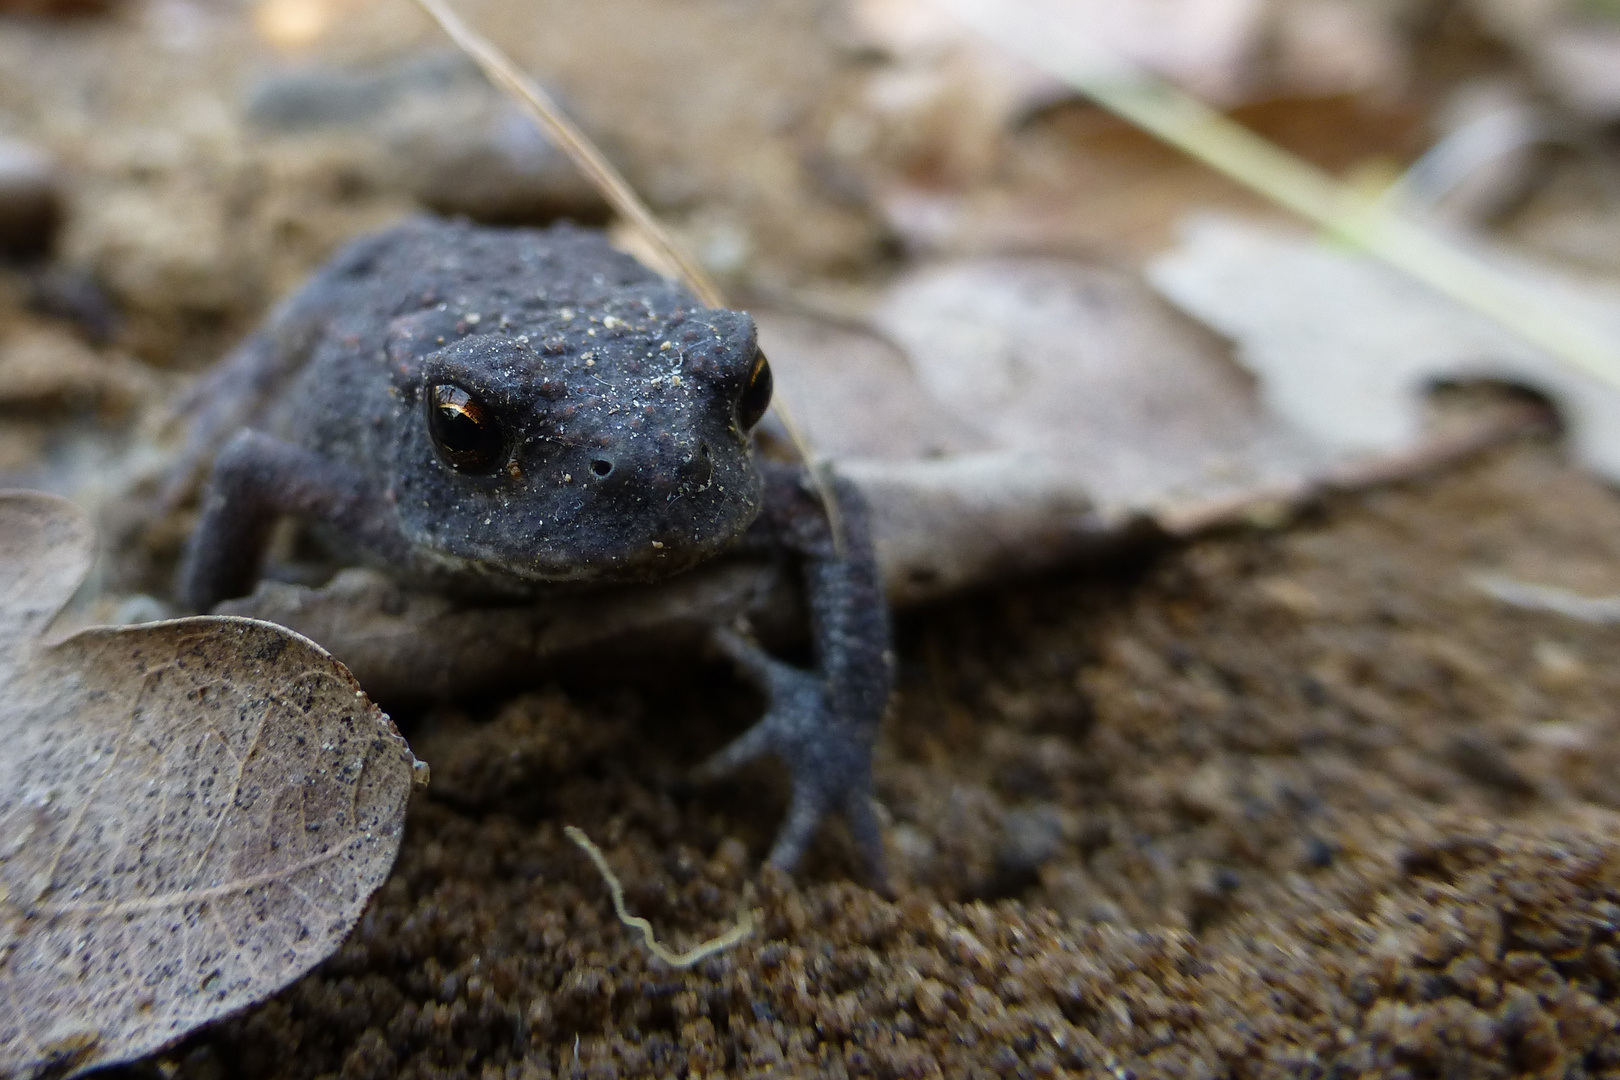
[590, 456, 615, 478]
[680, 440, 714, 480]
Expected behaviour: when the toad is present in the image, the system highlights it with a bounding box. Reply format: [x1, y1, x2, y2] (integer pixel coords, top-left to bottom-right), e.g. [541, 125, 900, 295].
[171, 216, 891, 886]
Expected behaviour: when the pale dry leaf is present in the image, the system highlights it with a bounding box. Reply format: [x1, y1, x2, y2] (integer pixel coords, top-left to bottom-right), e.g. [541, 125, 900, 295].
[0, 491, 421, 1079]
[850, 256, 1534, 584]
[1149, 214, 1620, 484]
[858, 0, 1268, 103]
[865, 257, 1330, 514]
[215, 561, 785, 703]
[1471, 0, 1620, 119]
[753, 309, 983, 461]
[1271, 0, 1409, 100]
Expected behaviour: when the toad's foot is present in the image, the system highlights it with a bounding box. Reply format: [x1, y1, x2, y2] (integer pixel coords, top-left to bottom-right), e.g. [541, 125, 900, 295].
[699, 627, 890, 894]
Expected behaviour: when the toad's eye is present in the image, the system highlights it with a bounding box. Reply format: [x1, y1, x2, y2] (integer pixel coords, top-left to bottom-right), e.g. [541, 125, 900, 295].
[426, 383, 504, 473]
[737, 349, 773, 432]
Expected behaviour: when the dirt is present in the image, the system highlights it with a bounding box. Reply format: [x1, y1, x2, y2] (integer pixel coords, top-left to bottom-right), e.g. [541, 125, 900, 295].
[5, 1, 1620, 1077]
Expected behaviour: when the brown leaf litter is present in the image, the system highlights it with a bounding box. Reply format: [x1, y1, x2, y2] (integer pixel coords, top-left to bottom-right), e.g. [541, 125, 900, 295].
[0, 493, 421, 1078]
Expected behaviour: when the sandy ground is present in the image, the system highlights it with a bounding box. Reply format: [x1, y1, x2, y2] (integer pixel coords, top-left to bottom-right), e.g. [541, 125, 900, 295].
[136, 442, 1620, 1079]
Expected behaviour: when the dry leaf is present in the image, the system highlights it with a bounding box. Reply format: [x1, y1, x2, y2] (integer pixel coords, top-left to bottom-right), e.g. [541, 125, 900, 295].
[853, 0, 1267, 105]
[865, 257, 1328, 512]
[1472, 0, 1620, 119]
[0, 491, 421, 1079]
[215, 561, 785, 703]
[754, 309, 983, 461]
[1149, 213, 1620, 484]
[1269, 0, 1409, 101]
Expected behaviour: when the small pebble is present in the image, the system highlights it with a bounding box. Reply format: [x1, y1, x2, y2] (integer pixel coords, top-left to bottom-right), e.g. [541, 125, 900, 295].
[242, 52, 474, 130]
[392, 97, 607, 225]
[243, 52, 607, 225]
[1532, 639, 1587, 690]
[996, 805, 1066, 882]
[1302, 836, 1335, 869]
[27, 265, 121, 343]
[1450, 731, 1536, 796]
[0, 137, 63, 258]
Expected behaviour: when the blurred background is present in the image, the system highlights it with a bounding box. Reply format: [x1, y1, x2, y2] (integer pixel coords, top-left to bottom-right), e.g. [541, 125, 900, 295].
[10, 0, 1620, 580]
[4, 0, 1620, 362]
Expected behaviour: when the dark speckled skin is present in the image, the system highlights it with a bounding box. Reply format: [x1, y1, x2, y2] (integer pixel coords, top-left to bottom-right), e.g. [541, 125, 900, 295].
[174, 217, 891, 886]
[181, 217, 762, 601]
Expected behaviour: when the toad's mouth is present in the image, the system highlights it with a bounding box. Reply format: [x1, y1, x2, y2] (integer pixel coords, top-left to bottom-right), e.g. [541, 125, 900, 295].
[410, 533, 744, 596]
[410, 484, 763, 590]
[519, 530, 744, 584]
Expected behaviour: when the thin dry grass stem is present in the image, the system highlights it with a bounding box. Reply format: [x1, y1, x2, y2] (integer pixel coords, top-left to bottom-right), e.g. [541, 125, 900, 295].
[564, 826, 754, 968]
[941, 0, 1620, 394]
[408, 0, 844, 553]
[411, 0, 723, 306]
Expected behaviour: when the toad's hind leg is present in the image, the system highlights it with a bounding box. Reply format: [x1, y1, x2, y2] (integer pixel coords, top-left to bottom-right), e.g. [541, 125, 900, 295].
[698, 464, 893, 892]
[178, 430, 401, 612]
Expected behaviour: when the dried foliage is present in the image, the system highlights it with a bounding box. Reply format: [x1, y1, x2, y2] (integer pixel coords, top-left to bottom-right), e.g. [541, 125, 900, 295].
[1153, 214, 1620, 482]
[0, 493, 422, 1079]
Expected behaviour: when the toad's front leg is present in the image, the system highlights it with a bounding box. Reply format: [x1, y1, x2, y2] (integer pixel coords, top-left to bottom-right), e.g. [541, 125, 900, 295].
[700, 462, 894, 891]
[178, 430, 404, 613]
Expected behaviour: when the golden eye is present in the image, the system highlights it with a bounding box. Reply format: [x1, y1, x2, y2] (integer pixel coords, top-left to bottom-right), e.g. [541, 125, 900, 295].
[737, 349, 773, 431]
[426, 383, 504, 473]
